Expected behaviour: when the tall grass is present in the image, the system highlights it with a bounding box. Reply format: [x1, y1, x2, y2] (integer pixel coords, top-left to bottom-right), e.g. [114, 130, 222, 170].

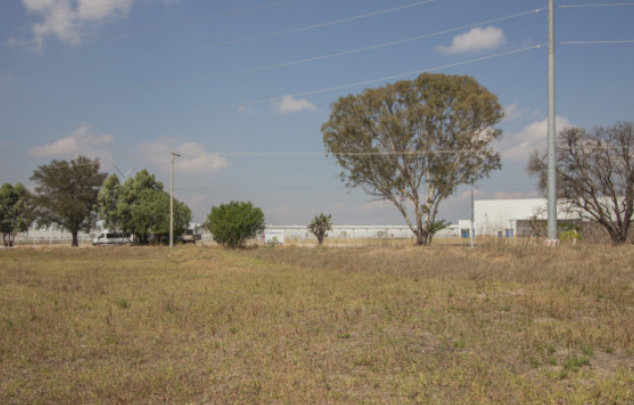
[1, 244, 633, 404]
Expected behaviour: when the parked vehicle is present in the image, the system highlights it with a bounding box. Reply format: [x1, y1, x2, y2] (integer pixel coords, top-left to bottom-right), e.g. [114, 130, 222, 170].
[177, 228, 202, 244]
[92, 232, 132, 246]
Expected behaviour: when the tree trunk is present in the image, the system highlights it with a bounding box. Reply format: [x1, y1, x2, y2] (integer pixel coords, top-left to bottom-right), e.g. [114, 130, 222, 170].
[612, 226, 629, 246]
[415, 227, 429, 246]
[72, 231, 79, 247]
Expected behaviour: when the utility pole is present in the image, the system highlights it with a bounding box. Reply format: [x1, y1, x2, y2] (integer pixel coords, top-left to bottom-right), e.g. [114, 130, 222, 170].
[170, 151, 180, 248]
[470, 187, 475, 248]
[546, 0, 559, 247]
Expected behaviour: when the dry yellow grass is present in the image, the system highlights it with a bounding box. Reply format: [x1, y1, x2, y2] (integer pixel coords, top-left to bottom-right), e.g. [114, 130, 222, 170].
[1, 244, 633, 404]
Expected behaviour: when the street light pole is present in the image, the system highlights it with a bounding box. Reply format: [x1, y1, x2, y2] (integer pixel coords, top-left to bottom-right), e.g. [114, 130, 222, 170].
[170, 151, 180, 248]
[470, 186, 475, 248]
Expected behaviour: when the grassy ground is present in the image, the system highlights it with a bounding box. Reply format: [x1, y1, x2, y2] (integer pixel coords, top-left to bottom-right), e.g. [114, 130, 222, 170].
[1, 243, 633, 404]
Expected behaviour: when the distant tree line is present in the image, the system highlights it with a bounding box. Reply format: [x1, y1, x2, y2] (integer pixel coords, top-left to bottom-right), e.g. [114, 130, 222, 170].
[3, 74, 633, 247]
[1, 156, 192, 247]
[98, 169, 191, 245]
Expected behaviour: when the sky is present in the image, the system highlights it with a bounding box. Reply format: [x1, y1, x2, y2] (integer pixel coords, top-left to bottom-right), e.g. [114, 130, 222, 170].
[1, 0, 633, 226]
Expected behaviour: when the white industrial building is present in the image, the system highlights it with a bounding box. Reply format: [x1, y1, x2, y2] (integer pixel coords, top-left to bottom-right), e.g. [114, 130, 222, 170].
[259, 224, 461, 244]
[458, 198, 583, 239]
[9, 198, 601, 245]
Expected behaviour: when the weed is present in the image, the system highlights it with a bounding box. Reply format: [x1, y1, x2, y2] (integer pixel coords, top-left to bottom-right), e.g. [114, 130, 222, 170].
[563, 355, 591, 371]
[1, 245, 633, 404]
[116, 299, 130, 309]
[529, 357, 540, 368]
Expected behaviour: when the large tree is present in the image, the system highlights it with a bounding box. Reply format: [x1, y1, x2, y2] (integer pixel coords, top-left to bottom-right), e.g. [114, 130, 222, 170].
[97, 173, 122, 231]
[528, 121, 634, 245]
[322, 73, 504, 245]
[30, 156, 107, 246]
[130, 188, 191, 245]
[0, 183, 34, 247]
[99, 169, 191, 244]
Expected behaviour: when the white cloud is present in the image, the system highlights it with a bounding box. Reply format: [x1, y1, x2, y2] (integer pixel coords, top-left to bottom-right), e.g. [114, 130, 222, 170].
[501, 116, 574, 162]
[15, 0, 136, 47]
[457, 188, 488, 201]
[437, 26, 505, 54]
[360, 200, 393, 212]
[275, 95, 317, 114]
[503, 103, 528, 122]
[136, 138, 230, 174]
[28, 124, 114, 166]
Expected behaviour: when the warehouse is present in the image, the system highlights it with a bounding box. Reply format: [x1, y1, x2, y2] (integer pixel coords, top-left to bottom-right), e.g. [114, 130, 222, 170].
[463, 198, 583, 238]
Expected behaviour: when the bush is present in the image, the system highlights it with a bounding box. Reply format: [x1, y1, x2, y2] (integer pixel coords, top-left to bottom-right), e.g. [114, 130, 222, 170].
[205, 201, 265, 248]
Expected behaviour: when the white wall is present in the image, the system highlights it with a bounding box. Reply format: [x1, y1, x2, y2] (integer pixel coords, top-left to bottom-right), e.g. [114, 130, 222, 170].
[474, 198, 582, 237]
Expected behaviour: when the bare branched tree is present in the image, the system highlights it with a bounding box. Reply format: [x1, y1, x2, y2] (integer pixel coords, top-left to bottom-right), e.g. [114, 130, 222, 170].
[528, 121, 634, 245]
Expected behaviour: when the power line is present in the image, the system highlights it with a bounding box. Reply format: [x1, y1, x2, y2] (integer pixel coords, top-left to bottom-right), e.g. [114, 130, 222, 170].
[1, 0, 443, 51]
[559, 3, 634, 8]
[1, 0, 449, 78]
[0, 8, 545, 106]
[209, 151, 489, 157]
[175, 186, 347, 191]
[1, 0, 300, 50]
[560, 39, 634, 45]
[2, 44, 544, 136]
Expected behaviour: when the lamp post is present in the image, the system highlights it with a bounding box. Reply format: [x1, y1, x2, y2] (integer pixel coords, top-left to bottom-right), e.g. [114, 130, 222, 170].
[170, 151, 180, 248]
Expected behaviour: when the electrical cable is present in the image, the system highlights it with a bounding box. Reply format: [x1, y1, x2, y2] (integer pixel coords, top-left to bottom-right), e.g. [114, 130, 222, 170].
[559, 3, 634, 8]
[2, 44, 544, 136]
[1, 0, 449, 77]
[0, 8, 545, 106]
[560, 39, 634, 45]
[1, 0, 442, 51]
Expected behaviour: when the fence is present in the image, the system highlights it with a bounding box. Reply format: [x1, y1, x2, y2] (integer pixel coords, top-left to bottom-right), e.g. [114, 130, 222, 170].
[12, 236, 94, 246]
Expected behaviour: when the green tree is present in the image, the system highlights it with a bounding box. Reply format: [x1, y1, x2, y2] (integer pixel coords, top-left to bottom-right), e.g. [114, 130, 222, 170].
[97, 173, 122, 231]
[322, 73, 503, 245]
[108, 170, 191, 245]
[130, 188, 191, 244]
[30, 156, 107, 247]
[308, 213, 332, 246]
[528, 121, 634, 245]
[0, 183, 34, 247]
[205, 201, 265, 248]
[426, 219, 450, 245]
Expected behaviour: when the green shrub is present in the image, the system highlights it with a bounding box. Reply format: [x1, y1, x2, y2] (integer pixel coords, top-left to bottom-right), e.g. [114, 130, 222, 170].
[205, 201, 265, 248]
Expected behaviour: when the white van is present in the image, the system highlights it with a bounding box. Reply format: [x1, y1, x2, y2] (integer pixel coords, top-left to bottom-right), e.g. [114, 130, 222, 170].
[92, 232, 132, 246]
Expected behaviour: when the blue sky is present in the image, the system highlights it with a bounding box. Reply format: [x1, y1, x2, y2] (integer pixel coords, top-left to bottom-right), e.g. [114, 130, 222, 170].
[1, 0, 633, 226]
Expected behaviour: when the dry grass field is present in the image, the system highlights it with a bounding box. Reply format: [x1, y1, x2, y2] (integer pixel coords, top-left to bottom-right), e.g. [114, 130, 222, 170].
[1, 243, 633, 404]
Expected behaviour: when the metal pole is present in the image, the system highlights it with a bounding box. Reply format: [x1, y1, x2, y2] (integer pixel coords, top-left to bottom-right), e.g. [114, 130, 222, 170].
[547, 0, 559, 247]
[470, 187, 475, 248]
[169, 151, 180, 248]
